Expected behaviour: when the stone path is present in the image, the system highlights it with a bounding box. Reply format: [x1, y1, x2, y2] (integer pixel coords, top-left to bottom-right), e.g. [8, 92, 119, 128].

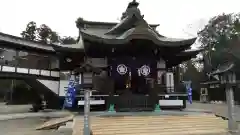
[0, 102, 237, 135]
[0, 111, 73, 121]
[0, 103, 31, 114]
[187, 102, 240, 122]
[0, 118, 71, 135]
[0, 102, 76, 121]
[1, 102, 240, 134]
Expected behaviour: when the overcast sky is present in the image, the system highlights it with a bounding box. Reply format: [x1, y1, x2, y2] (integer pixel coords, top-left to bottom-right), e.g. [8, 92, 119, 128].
[0, 0, 240, 40]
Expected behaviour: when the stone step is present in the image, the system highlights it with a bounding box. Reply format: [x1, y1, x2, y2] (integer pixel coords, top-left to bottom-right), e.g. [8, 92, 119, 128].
[75, 114, 222, 122]
[79, 124, 227, 133]
[76, 120, 227, 128]
[94, 129, 227, 135]
[75, 116, 224, 127]
[91, 122, 227, 130]
[72, 114, 227, 135]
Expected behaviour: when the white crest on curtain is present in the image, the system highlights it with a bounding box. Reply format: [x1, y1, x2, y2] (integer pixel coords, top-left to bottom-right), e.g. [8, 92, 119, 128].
[140, 65, 150, 76]
[117, 64, 128, 75]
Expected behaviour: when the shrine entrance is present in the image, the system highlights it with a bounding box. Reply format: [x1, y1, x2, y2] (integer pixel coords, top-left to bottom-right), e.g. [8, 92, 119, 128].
[111, 57, 155, 94]
[129, 64, 150, 95]
[110, 57, 156, 111]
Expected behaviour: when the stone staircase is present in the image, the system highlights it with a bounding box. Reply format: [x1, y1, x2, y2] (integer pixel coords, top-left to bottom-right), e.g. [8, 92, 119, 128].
[72, 114, 228, 135]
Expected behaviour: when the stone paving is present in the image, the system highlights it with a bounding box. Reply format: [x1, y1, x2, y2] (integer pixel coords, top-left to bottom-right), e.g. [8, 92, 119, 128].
[187, 102, 240, 122]
[1, 102, 240, 135]
[0, 102, 31, 114]
[0, 111, 73, 121]
[0, 118, 71, 135]
[0, 102, 75, 121]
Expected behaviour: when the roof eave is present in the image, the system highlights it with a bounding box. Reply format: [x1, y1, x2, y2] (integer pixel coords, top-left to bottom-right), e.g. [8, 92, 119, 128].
[209, 63, 235, 76]
[200, 81, 220, 85]
[167, 49, 202, 67]
[51, 43, 84, 52]
[81, 30, 197, 47]
[176, 48, 203, 57]
[0, 32, 55, 52]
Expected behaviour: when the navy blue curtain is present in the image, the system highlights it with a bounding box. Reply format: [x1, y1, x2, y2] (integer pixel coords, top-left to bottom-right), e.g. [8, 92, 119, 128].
[110, 57, 157, 91]
[110, 58, 129, 90]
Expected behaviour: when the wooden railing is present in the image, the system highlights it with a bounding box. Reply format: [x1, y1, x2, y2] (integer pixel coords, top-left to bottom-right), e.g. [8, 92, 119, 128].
[0, 65, 59, 77]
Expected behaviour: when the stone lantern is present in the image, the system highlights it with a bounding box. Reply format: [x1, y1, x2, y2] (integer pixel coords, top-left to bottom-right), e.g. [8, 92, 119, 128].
[74, 61, 101, 135]
[209, 62, 238, 133]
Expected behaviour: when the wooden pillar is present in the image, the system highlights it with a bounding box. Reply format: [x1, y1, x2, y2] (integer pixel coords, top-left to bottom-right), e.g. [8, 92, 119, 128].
[48, 56, 51, 70]
[15, 50, 19, 72]
[174, 66, 180, 91]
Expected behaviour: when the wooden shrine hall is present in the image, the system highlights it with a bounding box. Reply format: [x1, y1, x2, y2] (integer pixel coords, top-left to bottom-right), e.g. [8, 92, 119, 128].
[71, 0, 202, 111]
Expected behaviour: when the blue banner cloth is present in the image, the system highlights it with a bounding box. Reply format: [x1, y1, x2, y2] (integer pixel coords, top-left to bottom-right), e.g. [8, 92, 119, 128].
[188, 87, 192, 104]
[64, 78, 77, 108]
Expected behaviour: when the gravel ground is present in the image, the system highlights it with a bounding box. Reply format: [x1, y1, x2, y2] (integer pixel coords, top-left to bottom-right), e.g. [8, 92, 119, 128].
[0, 103, 31, 114]
[187, 102, 240, 122]
[0, 118, 71, 135]
[0, 102, 73, 135]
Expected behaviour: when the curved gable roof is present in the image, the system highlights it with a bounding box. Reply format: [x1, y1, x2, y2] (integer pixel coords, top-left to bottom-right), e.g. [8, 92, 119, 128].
[80, 0, 196, 48]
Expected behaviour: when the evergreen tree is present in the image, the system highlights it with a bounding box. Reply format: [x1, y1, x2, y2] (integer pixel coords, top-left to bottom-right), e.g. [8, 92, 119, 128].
[198, 13, 240, 71]
[22, 21, 76, 44]
[61, 36, 77, 44]
[37, 24, 53, 44]
[21, 21, 37, 41]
